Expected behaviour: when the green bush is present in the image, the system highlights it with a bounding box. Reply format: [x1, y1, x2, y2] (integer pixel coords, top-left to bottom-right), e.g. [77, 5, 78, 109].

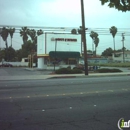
[67, 66, 71, 69]
[71, 69, 83, 74]
[95, 68, 122, 73]
[73, 67, 78, 69]
[89, 63, 130, 67]
[55, 68, 82, 74]
[55, 68, 72, 74]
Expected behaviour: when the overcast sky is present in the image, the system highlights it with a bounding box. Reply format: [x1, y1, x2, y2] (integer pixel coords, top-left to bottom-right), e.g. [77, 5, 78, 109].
[0, 0, 130, 54]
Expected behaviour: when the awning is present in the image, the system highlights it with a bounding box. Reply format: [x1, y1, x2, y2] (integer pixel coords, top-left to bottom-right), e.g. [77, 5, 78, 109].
[49, 51, 80, 58]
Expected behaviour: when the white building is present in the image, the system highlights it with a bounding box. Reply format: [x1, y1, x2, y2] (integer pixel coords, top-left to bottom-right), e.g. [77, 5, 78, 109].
[112, 51, 130, 62]
[37, 33, 82, 69]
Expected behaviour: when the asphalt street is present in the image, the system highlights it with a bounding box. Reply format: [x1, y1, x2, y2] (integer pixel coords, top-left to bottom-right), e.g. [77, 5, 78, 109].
[0, 76, 130, 130]
[0, 67, 130, 76]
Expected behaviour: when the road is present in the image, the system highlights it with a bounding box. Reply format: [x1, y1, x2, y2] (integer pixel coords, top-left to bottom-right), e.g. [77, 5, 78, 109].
[0, 67, 52, 76]
[0, 76, 130, 130]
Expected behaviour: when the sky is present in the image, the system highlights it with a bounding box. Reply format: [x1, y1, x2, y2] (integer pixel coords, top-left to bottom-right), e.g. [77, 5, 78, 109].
[0, 0, 130, 54]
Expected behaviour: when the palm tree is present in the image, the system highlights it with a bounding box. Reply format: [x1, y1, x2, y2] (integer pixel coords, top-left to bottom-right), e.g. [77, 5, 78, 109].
[37, 29, 43, 36]
[90, 31, 99, 56]
[20, 27, 29, 44]
[94, 37, 99, 57]
[71, 29, 77, 34]
[28, 29, 36, 43]
[28, 29, 43, 44]
[109, 26, 117, 57]
[90, 31, 95, 55]
[1, 27, 9, 49]
[8, 28, 15, 47]
[35, 29, 43, 52]
[34, 29, 43, 44]
[28, 29, 43, 53]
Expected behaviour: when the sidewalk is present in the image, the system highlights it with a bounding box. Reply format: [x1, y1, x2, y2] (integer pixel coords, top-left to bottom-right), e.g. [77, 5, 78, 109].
[0, 72, 130, 81]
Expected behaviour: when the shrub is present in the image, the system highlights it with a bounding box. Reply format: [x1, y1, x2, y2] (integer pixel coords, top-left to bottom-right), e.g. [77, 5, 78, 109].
[71, 69, 82, 74]
[73, 67, 78, 70]
[55, 68, 72, 74]
[95, 68, 122, 73]
[67, 66, 71, 69]
[89, 63, 130, 67]
[55, 68, 82, 74]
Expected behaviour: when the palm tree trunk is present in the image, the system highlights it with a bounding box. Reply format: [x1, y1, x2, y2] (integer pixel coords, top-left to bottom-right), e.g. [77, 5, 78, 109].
[113, 37, 115, 57]
[95, 45, 96, 57]
[11, 38, 12, 47]
[5, 39, 9, 61]
[92, 40, 94, 56]
[5, 39, 8, 49]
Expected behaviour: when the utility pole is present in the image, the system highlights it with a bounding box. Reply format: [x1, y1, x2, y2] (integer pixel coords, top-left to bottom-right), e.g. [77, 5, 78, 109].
[80, 0, 88, 75]
[122, 33, 125, 63]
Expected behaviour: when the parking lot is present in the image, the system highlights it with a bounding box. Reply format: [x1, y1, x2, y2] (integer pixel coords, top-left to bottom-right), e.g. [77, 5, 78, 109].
[0, 67, 52, 76]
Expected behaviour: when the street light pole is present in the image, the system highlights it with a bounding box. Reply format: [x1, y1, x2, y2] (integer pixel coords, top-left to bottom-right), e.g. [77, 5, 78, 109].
[80, 0, 88, 75]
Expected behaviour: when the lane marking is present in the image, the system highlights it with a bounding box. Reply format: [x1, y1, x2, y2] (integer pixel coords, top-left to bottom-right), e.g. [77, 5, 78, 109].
[0, 88, 130, 100]
[108, 90, 114, 92]
[122, 89, 128, 91]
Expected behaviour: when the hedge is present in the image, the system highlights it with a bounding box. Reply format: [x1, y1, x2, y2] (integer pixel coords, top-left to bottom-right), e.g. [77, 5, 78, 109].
[55, 68, 82, 74]
[95, 68, 122, 73]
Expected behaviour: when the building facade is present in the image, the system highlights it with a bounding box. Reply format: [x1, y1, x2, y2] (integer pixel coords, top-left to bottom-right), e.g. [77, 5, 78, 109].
[37, 33, 82, 69]
[112, 51, 130, 62]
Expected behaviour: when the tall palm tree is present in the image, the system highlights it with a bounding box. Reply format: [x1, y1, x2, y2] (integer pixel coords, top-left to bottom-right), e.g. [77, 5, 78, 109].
[109, 26, 117, 57]
[8, 28, 15, 47]
[28, 29, 36, 43]
[71, 29, 77, 34]
[37, 29, 43, 36]
[90, 31, 95, 55]
[28, 29, 43, 44]
[20, 27, 29, 44]
[34, 29, 43, 44]
[90, 31, 99, 56]
[34, 30, 43, 52]
[1, 27, 9, 49]
[28, 29, 44, 52]
[94, 37, 99, 57]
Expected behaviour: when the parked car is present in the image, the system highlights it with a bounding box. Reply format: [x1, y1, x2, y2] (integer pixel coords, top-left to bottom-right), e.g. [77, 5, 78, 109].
[0, 63, 13, 67]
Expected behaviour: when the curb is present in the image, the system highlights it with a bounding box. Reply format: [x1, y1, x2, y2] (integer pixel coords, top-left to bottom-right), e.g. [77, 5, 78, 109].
[47, 73, 130, 79]
[47, 76, 77, 79]
[0, 73, 129, 81]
